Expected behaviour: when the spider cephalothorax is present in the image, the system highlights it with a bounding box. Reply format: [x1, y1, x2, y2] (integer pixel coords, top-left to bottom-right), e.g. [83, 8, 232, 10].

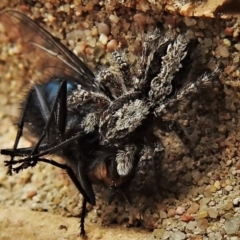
[0, 10, 218, 237]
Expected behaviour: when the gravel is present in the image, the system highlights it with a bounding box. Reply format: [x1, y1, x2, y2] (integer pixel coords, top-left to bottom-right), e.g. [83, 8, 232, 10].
[0, 0, 240, 239]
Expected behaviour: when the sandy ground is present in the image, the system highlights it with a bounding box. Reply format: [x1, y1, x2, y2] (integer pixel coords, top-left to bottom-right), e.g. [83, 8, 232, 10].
[1, 0, 240, 239]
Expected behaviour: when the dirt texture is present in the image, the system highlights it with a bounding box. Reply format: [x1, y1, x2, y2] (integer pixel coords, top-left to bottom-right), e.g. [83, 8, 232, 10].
[1, 0, 240, 240]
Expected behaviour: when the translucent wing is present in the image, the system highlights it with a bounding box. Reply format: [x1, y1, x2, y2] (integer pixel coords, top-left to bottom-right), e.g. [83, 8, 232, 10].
[0, 10, 98, 91]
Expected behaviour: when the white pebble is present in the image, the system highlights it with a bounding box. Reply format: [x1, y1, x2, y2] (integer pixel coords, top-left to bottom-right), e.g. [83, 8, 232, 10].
[234, 43, 240, 51]
[107, 39, 118, 51]
[109, 14, 119, 24]
[233, 197, 240, 206]
[98, 33, 108, 45]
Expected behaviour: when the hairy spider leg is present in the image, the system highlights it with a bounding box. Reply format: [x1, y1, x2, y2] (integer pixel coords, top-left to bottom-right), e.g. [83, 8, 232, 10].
[111, 51, 133, 88]
[133, 133, 164, 190]
[154, 70, 219, 156]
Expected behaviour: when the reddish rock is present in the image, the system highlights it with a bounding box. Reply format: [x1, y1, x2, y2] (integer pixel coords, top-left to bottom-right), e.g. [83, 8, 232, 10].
[181, 214, 194, 222]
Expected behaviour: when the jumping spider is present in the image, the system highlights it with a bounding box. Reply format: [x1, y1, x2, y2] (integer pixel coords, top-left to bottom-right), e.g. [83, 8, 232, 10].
[0, 10, 218, 236]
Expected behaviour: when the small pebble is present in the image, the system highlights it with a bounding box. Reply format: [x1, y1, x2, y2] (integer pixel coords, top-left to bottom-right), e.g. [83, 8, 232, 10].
[197, 210, 208, 218]
[186, 221, 197, 231]
[171, 231, 186, 240]
[226, 159, 232, 166]
[223, 38, 231, 47]
[223, 201, 233, 211]
[109, 14, 119, 24]
[159, 210, 167, 219]
[167, 208, 176, 217]
[106, 39, 119, 51]
[203, 38, 212, 47]
[230, 237, 239, 240]
[184, 17, 197, 26]
[207, 208, 218, 219]
[218, 124, 227, 134]
[187, 202, 199, 214]
[161, 230, 171, 240]
[181, 214, 194, 222]
[152, 229, 165, 238]
[214, 181, 221, 190]
[133, 13, 147, 28]
[98, 33, 108, 45]
[98, 22, 110, 36]
[198, 20, 205, 29]
[225, 27, 234, 36]
[234, 43, 240, 51]
[215, 45, 229, 58]
[26, 190, 37, 198]
[196, 218, 209, 230]
[176, 206, 185, 215]
[233, 197, 240, 206]
[199, 198, 210, 208]
[208, 201, 216, 206]
[225, 185, 233, 191]
[192, 171, 201, 182]
[224, 217, 240, 234]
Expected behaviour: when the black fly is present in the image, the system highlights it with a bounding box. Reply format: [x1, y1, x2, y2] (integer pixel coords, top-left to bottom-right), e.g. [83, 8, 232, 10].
[0, 10, 128, 237]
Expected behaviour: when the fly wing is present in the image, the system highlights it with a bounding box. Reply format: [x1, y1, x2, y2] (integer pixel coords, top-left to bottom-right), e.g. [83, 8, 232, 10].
[0, 10, 98, 91]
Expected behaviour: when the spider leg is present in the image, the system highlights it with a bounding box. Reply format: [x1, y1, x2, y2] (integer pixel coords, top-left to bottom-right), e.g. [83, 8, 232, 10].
[97, 69, 127, 99]
[97, 51, 133, 99]
[154, 69, 219, 156]
[108, 188, 132, 205]
[170, 121, 196, 153]
[138, 30, 172, 90]
[133, 135, 164, 190]
[111, 51, 132, 88]
[167, 121, 196, 156]
[155, 69, 218, 116]
[69, 88, 110, 104]
[149, 35, 189, 103]
[116, 144, 136, 176]
[133, 145, 154, 190]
